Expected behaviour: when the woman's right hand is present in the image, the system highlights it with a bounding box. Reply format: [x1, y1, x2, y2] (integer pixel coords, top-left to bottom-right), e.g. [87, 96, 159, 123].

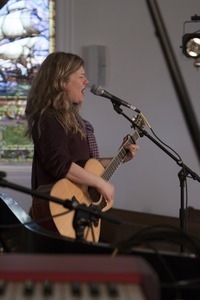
[66, 162, 115, 205]
[96, 178, 115, 205]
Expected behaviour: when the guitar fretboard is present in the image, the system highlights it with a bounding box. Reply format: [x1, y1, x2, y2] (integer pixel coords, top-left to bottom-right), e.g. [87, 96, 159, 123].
[102, 130, 140, 182]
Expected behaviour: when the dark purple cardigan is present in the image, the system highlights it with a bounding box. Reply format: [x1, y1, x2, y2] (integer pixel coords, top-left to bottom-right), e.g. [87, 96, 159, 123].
[31, 114, 90, 189]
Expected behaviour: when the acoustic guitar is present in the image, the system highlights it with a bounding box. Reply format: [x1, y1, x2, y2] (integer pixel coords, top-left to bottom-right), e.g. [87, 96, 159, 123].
[49, 114, 145, 242]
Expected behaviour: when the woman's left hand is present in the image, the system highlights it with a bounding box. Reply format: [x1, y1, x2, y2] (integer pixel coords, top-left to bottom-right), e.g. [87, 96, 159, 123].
[124, 143, 139, 162]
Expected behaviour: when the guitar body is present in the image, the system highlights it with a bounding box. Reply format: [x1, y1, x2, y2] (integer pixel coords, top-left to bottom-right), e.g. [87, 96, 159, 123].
[49, 158, 113, 242]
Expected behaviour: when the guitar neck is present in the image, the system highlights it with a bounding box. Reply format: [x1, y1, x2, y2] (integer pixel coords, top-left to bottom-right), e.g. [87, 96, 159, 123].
[101, 130, 140, 182]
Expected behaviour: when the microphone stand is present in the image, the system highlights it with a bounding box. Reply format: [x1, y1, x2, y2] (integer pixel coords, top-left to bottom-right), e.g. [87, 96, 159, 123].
[0, 172, 122, 242]
[112, 103, 200, 251]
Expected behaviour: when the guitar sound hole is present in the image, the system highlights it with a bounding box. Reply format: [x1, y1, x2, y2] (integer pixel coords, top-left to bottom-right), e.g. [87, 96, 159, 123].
[88, 187, 101, 203]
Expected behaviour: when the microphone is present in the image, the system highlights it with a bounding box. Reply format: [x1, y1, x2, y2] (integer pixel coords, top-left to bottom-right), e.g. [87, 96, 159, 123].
[90, 84, 140, 113]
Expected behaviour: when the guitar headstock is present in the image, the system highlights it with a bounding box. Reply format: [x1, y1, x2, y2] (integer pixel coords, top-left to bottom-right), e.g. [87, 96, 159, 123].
[132, 113, 146, 137]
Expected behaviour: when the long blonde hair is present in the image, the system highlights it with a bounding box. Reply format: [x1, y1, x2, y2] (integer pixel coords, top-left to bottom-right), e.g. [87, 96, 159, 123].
[26, 51, 85, 138]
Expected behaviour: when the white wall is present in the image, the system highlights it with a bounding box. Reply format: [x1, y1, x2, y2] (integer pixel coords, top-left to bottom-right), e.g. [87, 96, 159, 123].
[55, 0, 200, 218]
[1, 0, 199, 219]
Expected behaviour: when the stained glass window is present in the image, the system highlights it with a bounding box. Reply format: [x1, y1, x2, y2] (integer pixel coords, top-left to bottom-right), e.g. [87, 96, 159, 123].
[0, 0, 55, 162]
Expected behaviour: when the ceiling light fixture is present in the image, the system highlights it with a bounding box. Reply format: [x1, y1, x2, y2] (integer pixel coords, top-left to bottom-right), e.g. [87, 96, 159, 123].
[181, 15, 200, 67]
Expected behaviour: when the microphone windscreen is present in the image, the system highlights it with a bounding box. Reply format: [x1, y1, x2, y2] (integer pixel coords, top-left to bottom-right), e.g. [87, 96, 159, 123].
[90, 85, 103, 96]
